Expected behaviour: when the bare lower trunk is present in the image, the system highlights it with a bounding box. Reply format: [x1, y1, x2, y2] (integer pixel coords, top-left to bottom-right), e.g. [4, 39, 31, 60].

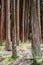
[16, 0, 19, 45]
[0, 0, 4, 45]
[11, 0, 17, 58]
[5, 0, 11, 50]
[31, 0, 41, 58]
[24, 0, 30, 41]
[36, 0, 41, 43]
[41, 11, 43, 38]
[21, 0, 25, 43]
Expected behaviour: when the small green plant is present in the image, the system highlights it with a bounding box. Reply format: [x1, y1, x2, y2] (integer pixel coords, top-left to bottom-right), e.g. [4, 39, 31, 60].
[7, 57, 13, 61]
[7, 55, 19, 62]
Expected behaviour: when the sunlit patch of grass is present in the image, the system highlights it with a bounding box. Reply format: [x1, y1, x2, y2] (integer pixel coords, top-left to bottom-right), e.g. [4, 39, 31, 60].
[17, 43, 27, 50]
[3, 56, 14, 65]
[0, 46, 5, 51]
[0, 55, 2, 58]
[2, 55, 22, 65]
[41, 44, 43, 49]
[0, 41, 6, 50]
[17, 41, 31, 50]
[0, 50, 9, 58]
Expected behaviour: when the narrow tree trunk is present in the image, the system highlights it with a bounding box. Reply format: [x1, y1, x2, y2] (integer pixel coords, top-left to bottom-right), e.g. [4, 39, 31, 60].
[5, 0, 11, 50]
[31, 0, 41, 58]
[11, 0, 17, 58]
[0, 0, 4, 45]
[16, 0, 19, 45]
[3, 0, 6, 40]
[21, 0, 25, 43]
[2, 0, 6, 41]
[24, 0, 28, 41]
[36, 0, 41, 43]
[41, 11, 43, 38]
[0, 1, 1, 45]
[19, 0, 23, 41]
[24, 0, 30, 41]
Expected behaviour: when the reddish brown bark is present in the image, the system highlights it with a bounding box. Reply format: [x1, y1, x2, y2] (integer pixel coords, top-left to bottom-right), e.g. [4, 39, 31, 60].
[0, 0, 4, 45]
[41, 11, 43, 38]
[16, 0, 19, 45]
[36, 0, 41, 42]
[11, 0, 17, 58]
[21, 0, 25, 43]
[5, 0, 11, 50]
[0, 1, 1, 43]
[24, 0, 30, 41]
[31, 0, 41, 57]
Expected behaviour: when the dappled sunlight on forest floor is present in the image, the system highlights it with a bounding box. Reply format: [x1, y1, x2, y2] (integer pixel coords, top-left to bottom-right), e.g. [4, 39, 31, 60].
[0, 41, 43, 65]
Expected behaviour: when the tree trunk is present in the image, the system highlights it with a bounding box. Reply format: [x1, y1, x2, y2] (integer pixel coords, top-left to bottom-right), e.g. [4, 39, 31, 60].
[0, 1, 1, 45]
[31, 0, 41, 58]
[24, 0, 30, 41]
[41, 11, 43, 38]
[36, 0, 41, 43]
[16, 0, 19, 45]
[11, 0, 17, 58]
[5, 0, 11, 50]
[0, 0, 4, 45]
[19, 0, 23, 41]
[21, 0, 25, 43]
[3, 0, 6, 40]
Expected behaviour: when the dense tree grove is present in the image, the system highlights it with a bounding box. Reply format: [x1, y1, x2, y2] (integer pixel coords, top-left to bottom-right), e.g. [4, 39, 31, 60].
[0, 0, 43, 61]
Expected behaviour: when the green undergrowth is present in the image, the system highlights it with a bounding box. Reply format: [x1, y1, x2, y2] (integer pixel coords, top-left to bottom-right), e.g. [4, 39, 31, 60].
[2, 55, 22, 65]
[31, 59, 43, 65]
[28, 58, 43, 65]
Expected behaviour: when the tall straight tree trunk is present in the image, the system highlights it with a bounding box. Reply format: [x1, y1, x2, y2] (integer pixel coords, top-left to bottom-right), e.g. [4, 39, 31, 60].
[5, 0, 11, 50]
[24, 0, 30, 41]
[0, 0, 4, 45]
[24, 0, 28, 41]
[0, 0, 1, 45]
[16, 0, 19, 45]
[31, 0, 41, 58]
[21, 0, 25, 43]
[41, 11, 43, 38]
[36, 0, 41, 43]
[19, 0, 23, 41]
[3, 0, 6, 40]
[11, 0, 17, 58]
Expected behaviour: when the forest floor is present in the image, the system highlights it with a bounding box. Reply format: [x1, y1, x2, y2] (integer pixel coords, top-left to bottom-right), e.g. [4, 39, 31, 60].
[0, 41, 43, 65]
